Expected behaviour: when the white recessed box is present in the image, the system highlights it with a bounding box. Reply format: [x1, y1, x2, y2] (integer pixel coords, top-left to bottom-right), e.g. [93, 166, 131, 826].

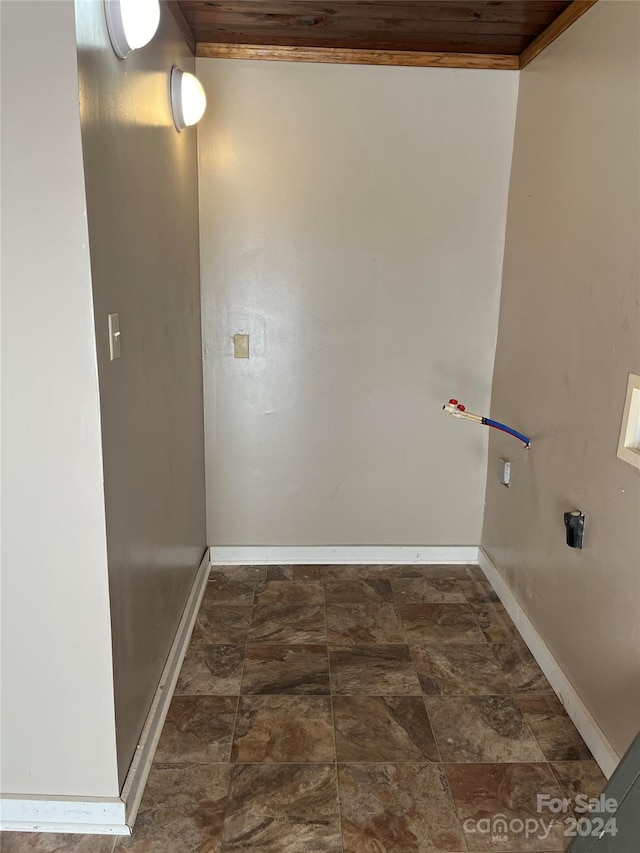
[233, 333, 249, 359]
[617, 373, 640, 470]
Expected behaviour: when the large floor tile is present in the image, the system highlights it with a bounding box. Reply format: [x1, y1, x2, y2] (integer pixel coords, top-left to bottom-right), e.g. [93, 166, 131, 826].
[411, 642, 510, 695]
[333, 696, 439, 762]
[325, 579, 394, 603]
[361, 564, 472, 580]
[211, 566, 267, 582]
[425, 696, 545, 762]
[265, 565, 324, 581]
[191, 605, 252, 645]
[465, 566, 487, 581]
[400, 604, 486, 644]
[469, 602, 519, 643]
[232, 696, 335, 762]
[116, 763, 230, 852]
[155, 695, 238, 763]
[254, 580, 324, 606]
[517, 696, 593, 761]
[445, 762, 567, 851]
[176, 645, 244, 695]
[339, 763, 466, 852]
[392, 578, 466, 604]
[326, 603, 406, 645]
[248, 604, 327, 644]
[0, 834, 114, 853]
[222, 764, 341, 852]
[329, 645, 421, 695]
[458, 579, 501, 604]
[320, 565, 363, 580]
[241, 644, 330, 694]
[549, 760, 607, 804]
[206, 574, 256, 606]
[492, 644, 554, 694]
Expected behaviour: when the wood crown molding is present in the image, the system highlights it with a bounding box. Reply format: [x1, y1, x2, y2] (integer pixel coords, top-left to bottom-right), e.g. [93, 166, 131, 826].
[195, 43, 520, 70]
[166, 0, 196, 56]
[519, 0, 598, 68]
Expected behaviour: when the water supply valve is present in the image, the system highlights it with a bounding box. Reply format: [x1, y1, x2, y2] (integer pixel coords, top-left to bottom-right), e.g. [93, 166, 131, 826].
[442, 398, 531, 448]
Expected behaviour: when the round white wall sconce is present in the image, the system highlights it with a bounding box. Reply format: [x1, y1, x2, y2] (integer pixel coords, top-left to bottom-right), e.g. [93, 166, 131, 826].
[104, 0, 161, 60]
[170, 66, 207, 131]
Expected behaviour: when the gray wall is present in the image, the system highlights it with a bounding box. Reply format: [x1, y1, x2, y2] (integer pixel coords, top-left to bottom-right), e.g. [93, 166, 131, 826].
[197, 59, 519, 546]
[76, 0, 206, 785]
[1, 0, 118, 797]
[483, 0, 640, 760]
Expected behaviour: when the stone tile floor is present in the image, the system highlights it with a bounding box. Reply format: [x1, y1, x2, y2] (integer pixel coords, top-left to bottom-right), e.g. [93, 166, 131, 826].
[2, 564, 606, 852]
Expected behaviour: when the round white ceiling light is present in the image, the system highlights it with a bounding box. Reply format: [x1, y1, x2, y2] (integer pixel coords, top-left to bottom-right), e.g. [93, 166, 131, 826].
[104, 0, 161, 60]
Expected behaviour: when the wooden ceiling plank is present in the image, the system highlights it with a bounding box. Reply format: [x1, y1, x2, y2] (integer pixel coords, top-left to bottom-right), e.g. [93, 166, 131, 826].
[193, 31, 528, 54]
[181, 1, 570, 25]
[183, 7, 564, 26]
[519, 0, 598, 66]
[191, 26, 529, 51]
[183, 11, 554, 37]
[196, 41, 521, 69]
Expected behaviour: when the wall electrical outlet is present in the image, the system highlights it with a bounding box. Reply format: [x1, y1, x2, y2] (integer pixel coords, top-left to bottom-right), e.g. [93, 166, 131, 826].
[108, 313, 121, 360]
[498, 458, 511, 487]
[233, 333, 249, 359]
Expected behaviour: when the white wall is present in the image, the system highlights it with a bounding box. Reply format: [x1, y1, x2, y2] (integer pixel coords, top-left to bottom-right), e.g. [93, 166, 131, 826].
[75, 0, 207, 786]
[197, 59, 519, 546]
[0, 0, 118, 797]
[483, 0, 640, 759]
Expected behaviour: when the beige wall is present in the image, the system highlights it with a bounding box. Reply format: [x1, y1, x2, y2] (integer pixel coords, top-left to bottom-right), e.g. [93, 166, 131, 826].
[75, 1, 206, 785]
[483, 0, 640, 759]
[197, 59, 518, 546]
[0, 1, 118, 796]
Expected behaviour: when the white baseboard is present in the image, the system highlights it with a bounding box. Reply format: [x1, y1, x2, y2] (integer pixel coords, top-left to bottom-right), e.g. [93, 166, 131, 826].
[209, 545, 479, 565]
[0, 549, 211, 836]
[120, 548, 211, 829]
[478, 548, 620, 779]
[0, 796, 129, 835]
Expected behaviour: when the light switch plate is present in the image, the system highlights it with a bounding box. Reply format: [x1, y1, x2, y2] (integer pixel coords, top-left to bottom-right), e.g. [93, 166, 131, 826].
[234, 333, 249, 359]
[108, 313, 121, 360]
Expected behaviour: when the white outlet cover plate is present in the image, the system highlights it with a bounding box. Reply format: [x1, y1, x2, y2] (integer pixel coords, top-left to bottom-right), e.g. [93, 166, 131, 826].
[108, 313, 120, 361]
[498, 457, 511, 487]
